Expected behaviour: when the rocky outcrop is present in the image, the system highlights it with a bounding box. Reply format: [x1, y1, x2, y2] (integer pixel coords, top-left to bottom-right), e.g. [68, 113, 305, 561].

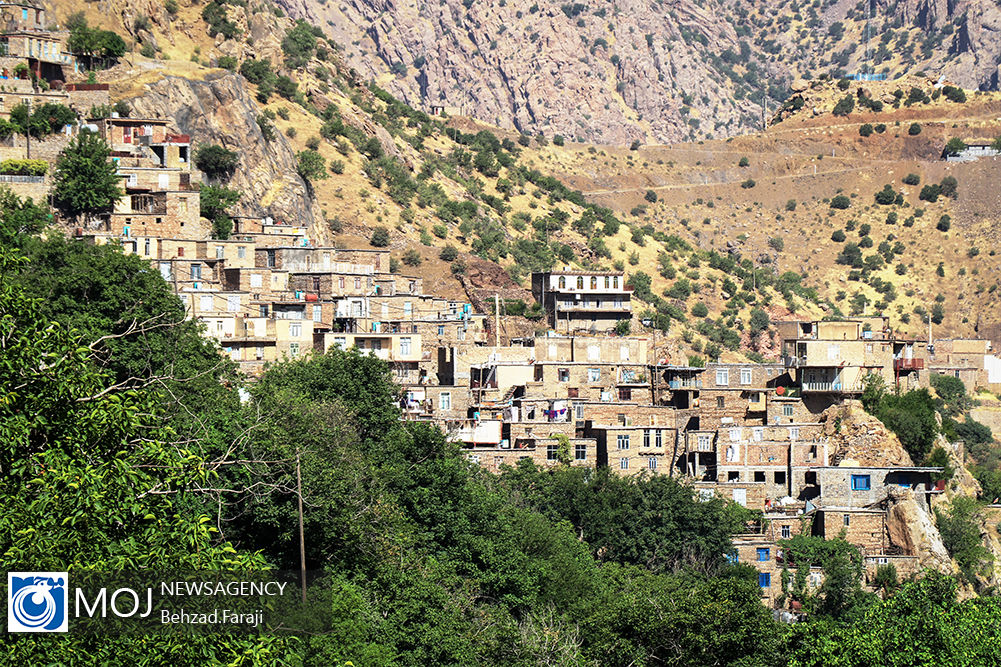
[125, 72, 321, 229]
[274, 0, 768, 144]
[821, 401, 914, 467]
[886, 489, 956, 575]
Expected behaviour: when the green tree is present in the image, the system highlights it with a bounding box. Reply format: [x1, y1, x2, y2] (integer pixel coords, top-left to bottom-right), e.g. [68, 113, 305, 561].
[369, 226, 390, 247]
[297, 149, 327, 182]
[936, 497, 993, 585]
[194, 143, 239, 180]
[52, 131, 122, 220]
[200, 184, 241, 239]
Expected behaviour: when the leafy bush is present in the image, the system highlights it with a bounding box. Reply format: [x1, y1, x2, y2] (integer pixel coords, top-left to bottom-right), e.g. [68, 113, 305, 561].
[369, 226, 390, 247]
[0, 159, 47, 176]
[644, 189, 658, 203]
[858, 123, 873, 137]
[740, 178, 756, 189]
[908, 123, 922, 136]
[768, 236, 784, 251]
[832, 94, 855, 116]
[920, 184, 941, 202]
[831, 229, 846, 242]
[691, 302, 709, 317]
[873, 184, 897, 205]
[439, 245, 458, 262]
[902, 173, 920, 185]
[296, 150, 326, 182]
[944, 137, 967, 156]
[830, 195, 851, 209]
[936, 215, 951, 232]
[738, 156, 749, 167]
[195, 144, 239, 180]
[402, 248, 422, 266]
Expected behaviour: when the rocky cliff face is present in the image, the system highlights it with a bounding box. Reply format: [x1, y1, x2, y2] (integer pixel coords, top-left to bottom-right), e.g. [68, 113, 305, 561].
[821, 401, 914, 467]
[270, 0, 1001, 145]
[125, 72, 321, 228]
[274, 0, 767, 144]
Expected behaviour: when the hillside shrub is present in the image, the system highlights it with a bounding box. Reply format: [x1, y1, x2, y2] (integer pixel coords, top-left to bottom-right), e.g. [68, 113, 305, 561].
[937, 215, 951, 232]
[859, 123, 873, 137]
[908, 123, 922, 135]
[831, 229, 846, 242]
[830, 195, 851, 209]
[0, 159, 46, 176]
[902, 173, 920, 185]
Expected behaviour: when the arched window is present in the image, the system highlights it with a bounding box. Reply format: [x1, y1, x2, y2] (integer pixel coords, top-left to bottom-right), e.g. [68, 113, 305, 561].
[590, 276, 598, 289]
[576, 276, 584, 289]
[558, 276, 566, 289]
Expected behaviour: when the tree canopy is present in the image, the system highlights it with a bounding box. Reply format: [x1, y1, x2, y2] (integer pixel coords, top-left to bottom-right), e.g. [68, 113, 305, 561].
[52, 131, 122, 219]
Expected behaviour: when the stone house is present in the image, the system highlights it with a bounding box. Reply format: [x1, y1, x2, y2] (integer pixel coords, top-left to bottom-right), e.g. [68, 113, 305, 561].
[531, 270, 632, 333]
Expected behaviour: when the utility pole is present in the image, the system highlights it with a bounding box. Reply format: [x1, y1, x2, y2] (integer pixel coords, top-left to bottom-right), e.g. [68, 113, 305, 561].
[296, 450, 306, 604]
[494, 293, 500, 349]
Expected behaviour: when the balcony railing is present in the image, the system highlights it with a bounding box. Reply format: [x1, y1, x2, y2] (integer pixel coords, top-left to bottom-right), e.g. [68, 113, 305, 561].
[894, 358, 924, 371]
[668, 378, 702, 389]
[801, 381, 864, 393]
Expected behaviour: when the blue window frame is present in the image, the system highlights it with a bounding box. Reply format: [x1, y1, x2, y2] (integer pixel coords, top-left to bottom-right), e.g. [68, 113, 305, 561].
[756, 547, 770, 562]
[851, 474, 871, 491]
[758, 572, 771, 588]
[724, 551, 738, 565]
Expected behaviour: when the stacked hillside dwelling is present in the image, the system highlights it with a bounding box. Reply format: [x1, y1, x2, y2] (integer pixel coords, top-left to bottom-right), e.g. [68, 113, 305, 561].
[0, 0, 110, 198]
[15, 0, 994, 612]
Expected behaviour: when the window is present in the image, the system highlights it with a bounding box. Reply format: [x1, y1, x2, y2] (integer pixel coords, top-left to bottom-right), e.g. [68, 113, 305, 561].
[333, 336, 346, 349]
[789, 427, 800, 440]
[781, 525, 791, 539]
[567, 388, 579, 398]
[612, 276, 619, 288]
[619, 457, 629, 470]
[586, 344, 600, 361]
[758, 573, 771, 588]
[643, 430, 650, 448]
[716, 396, 725, 409]
[289, 323, 301, 337]
[716, 368, 729, 386]
[312, 305, 322, 322]
[851, 474, 871, 491]
[437, 325, 444, 336]
[250, 273, 263, 288]
[400, 337, 412, 356]
[558, 368, 570, 382]
[354, 277, 362, 290]
[618, 388, 632, 401]
[600, 390, 612, 402]
[620, 345, 630, 361]
[740, 368, 752, 385]
[587, 368, 600, 383]
[575, 404, 584, 419]
[590, 276, 598, 289]
[617, 434, 630, 450]
[697, 433, 712, 450]
[558, 276, 566, 289]
[774, 471, 786, 485]
[575, 444, 587, 461]
[843, 514, 851, 527]
[289, 342, 300, 357]
[754, 471, 766, 482]
[604, 276, 611, 288]
[655, 429, 663, 448]
[753, 428, 763, 441]
[547, 444, 558, 461]
[757, 548, 770, 562]
[190, 263, 202, 280]
[404, 301, 413, 316]
[783, 404, 794, 417]
[199, 295, 212, 311]
[729, 428, 741, 441]
[266, 250, 275, 267]
[576, 276, 584, 289]
[648, 457, 657, 471]
[216, 245, 225, 259]
[439, 392, 451, 410]
[227, 295, 240, 312]
[338, 277, 345, 289]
